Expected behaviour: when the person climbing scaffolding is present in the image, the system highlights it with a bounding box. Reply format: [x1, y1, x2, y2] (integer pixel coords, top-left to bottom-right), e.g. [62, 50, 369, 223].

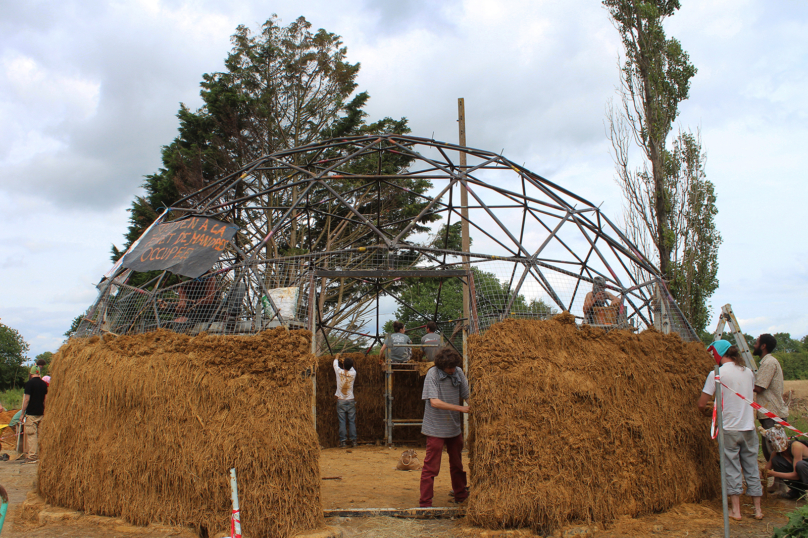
[334, 356, 357, 448]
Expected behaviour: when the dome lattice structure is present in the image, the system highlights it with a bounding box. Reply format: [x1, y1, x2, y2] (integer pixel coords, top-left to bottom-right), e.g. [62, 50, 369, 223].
[76, 134, 697, 350]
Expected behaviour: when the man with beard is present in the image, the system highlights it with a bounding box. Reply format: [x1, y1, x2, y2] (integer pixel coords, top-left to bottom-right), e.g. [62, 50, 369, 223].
[753, 333, 789, 462]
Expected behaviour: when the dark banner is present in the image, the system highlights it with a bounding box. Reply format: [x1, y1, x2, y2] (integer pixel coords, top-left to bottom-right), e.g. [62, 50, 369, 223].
[123, 217, 238, 278]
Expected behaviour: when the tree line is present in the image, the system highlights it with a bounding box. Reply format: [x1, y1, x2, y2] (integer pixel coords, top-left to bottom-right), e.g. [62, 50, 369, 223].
[0, 323, 52, 391]
[702, 330, 808, 380]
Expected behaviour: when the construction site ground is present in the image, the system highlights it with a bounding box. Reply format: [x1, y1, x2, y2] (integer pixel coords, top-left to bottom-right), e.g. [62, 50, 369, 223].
[320, 445, 468, 509]
[0, 451, 799, 538]
[3, 378, 808, 537]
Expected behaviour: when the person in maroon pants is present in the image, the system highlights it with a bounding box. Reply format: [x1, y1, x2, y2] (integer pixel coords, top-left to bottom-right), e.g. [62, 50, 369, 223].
[419, 347, 470, 507]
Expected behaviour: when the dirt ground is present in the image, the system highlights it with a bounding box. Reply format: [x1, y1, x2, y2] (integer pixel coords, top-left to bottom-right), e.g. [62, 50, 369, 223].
[320, 446, 468, 509]
[0, 447, 801, 538]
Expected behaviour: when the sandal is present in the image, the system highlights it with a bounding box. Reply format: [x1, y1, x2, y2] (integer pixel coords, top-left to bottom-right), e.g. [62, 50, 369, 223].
[754, 513, 764, 520]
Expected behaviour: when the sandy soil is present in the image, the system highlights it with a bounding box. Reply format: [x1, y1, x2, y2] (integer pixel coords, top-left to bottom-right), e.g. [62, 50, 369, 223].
[320, 445, 469, 509]
[329, 495, 799, 538]
[0, 446, 800, 538]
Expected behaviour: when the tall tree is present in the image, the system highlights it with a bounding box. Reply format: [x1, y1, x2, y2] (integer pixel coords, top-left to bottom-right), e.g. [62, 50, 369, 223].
[604, 0, 721, 332]
[112, 15, 422, 265]
[0, 323, 29, 390]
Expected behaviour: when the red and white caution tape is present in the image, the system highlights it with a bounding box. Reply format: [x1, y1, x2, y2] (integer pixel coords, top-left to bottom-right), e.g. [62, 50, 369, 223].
[718, 380, 807, 438]
[709, 372, 807, 439]
[710, 374, 723, 440]
[231, 509, 241, 538]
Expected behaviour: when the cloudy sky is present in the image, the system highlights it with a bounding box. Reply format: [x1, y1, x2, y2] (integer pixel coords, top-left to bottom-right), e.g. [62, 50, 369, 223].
[1, 0, 806, 357]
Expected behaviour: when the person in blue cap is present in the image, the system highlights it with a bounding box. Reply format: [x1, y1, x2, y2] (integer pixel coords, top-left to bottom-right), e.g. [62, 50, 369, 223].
[698, 340, 763, 520]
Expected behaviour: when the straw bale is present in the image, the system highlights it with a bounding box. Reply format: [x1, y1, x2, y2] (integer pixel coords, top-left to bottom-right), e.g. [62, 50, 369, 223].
[466, 316, 720, 533]
[38, 328, 321, 538]
[315, 353, 427, 447]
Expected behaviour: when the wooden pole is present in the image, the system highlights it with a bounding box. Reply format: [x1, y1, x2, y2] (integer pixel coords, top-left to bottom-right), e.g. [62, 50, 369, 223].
[714, 363, 730, 538]
[458, 98, 471, 443]
[458, 98, 471, 311]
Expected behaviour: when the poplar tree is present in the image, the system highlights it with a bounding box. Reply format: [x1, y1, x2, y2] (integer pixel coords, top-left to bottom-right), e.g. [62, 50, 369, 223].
[604, 0, 721, 332]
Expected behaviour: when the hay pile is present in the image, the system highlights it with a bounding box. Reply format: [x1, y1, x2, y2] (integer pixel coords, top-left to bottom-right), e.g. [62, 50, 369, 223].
[315, 353, 427, 447]
[466, 315, 719, 533]
[38, 328, 321, 538]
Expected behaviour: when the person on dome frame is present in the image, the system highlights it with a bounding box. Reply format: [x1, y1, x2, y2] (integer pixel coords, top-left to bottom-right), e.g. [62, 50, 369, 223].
[157, 270, 219, 328]
[421, 321, 441, 362]
[582, 276, 620, 325]
[379, 321, 412, 365]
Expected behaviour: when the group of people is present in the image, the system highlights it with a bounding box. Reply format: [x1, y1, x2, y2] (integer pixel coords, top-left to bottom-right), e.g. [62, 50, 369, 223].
[697, 333, 802, 521]
[333, 320, 469, 507]
[335, 321, 805, 513]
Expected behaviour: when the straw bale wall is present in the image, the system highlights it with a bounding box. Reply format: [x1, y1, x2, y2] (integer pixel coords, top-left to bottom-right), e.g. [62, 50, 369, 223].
[315, 352, 427, 447]
[466, 315, 720, 533]
[38, 328, 321, 538]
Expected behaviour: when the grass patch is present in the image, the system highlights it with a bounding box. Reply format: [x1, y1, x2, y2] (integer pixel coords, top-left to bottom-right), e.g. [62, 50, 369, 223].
[0, 388, 24, 410]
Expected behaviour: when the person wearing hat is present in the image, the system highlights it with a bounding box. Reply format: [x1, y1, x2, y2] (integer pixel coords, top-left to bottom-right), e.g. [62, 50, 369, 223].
[20, 364, 48, 464]
[582, 276, 620, 324]
[697, 341, 764, 520]
[764, 426, 808, 499]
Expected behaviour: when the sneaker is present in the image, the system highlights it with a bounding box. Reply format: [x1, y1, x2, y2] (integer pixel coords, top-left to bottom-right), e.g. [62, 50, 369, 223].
[780, 489, 802, 500]
[351, 441, 358, 448]
[339, 442, 347, 449]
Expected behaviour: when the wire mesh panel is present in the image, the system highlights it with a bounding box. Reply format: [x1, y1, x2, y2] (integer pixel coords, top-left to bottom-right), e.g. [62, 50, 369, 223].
[75, 134, 699, 348]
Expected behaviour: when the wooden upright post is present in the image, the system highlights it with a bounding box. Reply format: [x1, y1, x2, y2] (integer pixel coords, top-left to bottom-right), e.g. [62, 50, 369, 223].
[458, 98, 471, 327]
[458, 98, 471, 442]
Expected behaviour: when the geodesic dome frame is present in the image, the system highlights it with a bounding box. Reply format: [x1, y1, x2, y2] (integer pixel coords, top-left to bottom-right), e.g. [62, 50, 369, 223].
[75, 134, 698, 349]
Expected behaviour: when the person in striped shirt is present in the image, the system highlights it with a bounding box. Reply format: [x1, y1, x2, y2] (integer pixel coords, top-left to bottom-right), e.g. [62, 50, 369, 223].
[419, 347, 470, 507]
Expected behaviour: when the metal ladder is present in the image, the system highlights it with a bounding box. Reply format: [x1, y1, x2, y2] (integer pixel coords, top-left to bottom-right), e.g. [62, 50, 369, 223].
[711, 304, 758, 373]
[383, 336, 442, 446]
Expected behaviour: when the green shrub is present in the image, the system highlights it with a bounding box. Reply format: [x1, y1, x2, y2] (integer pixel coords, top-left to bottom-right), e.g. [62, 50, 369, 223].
[777, 352, 808, 380]
[0, 388, 24, 410]
[774, 504, 808, 538]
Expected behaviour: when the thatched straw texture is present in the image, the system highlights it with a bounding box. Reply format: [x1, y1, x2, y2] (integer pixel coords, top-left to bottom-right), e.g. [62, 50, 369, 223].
[38, 328, 321, 538]
[466, 315, 720, 533]
[315, 353, 427, 447]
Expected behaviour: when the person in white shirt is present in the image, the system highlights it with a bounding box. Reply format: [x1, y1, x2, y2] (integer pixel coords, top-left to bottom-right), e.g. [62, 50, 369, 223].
[334, 356, 357, 448]
[698, 340, 764, 521]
